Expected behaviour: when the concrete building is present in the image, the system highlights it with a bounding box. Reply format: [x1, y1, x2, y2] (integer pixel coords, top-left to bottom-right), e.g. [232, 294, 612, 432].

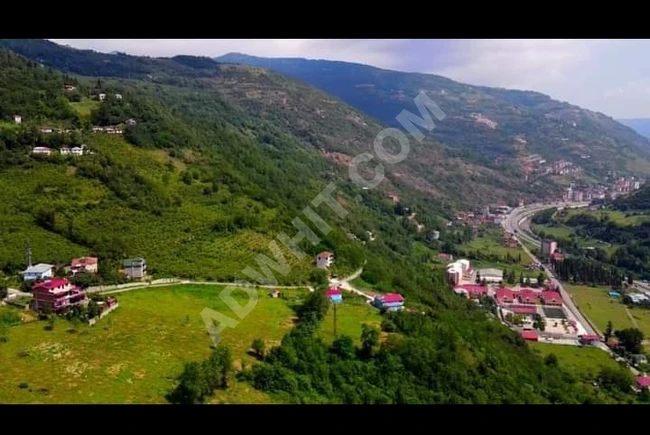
[316, 251, 334, 268]
[541, 239, 558, 259]
[122, 258, 147, 279]
[14, 115, 21, 124]
[446, 259, 472, 285]
[22, 263, 53, 281]
[475, 268, 504, 283]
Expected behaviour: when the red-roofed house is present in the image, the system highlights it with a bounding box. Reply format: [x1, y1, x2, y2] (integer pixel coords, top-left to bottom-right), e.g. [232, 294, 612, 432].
[494, 288, 516, 305]
[520, 330, 539, 341]
[325, 288, 342, 303]
[540, 291, 563, 306]
[637, 375, 650, 390]
[454, 284, 487, 299]
[579, 335, 601, 345]
[517, 289, 539, 305]
[550, 252, 564, 262]
[510, 305, 538, 315]
[71, 256, 99, 274]
[373, 293, 405, 312]
[32, 278, 87, 314]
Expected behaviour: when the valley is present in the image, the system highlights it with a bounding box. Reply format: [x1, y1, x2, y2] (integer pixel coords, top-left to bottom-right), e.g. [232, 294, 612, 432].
[1, 39, 650, 404]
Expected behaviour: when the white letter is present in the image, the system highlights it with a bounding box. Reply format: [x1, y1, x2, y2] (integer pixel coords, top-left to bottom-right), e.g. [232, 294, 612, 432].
[201, 307, 240, 347]
[242, 241, 292, 285]
[312, 182, 348, 218]
[349, 153, 384, 189]
[396, 91, 446, 142]
[219, 281, 258, 320]
[374, 128, 410, 164]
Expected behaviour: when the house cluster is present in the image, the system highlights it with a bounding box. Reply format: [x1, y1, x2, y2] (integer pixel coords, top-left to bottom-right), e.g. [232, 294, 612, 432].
[92, 125, 124, 134]
[22, 256, 99, 282]
[32, 144, 91, 156]
[613, 176, 644, 194]
[40, 127, 76, 134]
[520, 155, 581, 178]
[446, 258, 506, 286]
[97, 93, 123, 102]
[64, 84, 77, 92]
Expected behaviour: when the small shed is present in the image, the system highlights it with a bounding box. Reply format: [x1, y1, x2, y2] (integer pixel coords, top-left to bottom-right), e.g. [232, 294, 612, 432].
[520, 330, 539, 342]
[325, 288, 342, 304]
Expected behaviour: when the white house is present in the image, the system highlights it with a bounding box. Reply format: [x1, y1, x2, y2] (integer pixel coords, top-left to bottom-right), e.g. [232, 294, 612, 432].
[475, 268, 504, 283]
[125, 118, 137, 126]
[60, 147, 71, 155]
[71, 257, 98, 274]
[71, 147, 84, 156]
[446, 259, 472, 285]
[40, 127, 54, 134]
[22, 263, 54, 281]
[123, 258, 147, 279]
[14, 115, 22, 124]
[99, 93, 106, 102]
[32, 146, 52, 156]
[115, 94, 123, 100]
[316, 251, 334, 268]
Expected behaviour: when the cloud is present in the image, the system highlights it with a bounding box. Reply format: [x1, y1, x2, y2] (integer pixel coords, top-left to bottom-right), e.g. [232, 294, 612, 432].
[49, 39, 650, 118]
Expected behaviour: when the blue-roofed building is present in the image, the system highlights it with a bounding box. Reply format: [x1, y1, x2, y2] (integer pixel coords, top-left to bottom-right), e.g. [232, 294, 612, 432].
[325, 288, 343, 304]
[609, 290, 621, 298]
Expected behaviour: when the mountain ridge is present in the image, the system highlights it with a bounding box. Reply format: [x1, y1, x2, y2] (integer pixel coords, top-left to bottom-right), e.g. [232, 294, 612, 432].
[215, 52, 650, 179]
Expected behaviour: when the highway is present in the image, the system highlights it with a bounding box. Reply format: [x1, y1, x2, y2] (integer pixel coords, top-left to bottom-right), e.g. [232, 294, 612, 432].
[502, 201, 601, 339]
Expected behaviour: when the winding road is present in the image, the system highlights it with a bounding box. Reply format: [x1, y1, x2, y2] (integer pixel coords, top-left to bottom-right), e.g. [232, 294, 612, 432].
[502, 201, 603, 343]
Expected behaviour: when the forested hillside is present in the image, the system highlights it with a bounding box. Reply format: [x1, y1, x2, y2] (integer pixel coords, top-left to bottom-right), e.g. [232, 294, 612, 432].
[0, 46, 634, 404]
[217, 53, 650, 178]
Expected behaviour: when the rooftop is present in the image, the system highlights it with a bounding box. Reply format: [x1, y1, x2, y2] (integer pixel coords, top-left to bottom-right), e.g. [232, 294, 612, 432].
[520, 330, 539, 341]
[378, 293, 404, 304]
[325, 288, 342, 296]
[23, 263, 53, 274]
[123, 258, 145, 267]
[637, 376, 650, 388]
[317, 251, 334, 258]
[71, 256, 98, 267]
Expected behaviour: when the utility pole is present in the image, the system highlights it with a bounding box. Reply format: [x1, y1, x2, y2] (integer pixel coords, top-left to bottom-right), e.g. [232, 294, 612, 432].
[26, 239, 32, 268]
[333, 302, 337, 338]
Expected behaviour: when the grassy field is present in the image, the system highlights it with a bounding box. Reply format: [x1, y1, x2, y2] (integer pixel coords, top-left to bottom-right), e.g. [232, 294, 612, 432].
[532, 222, 617, 255]
[0, 135, 313, 282]
[460, 229, 530, 266]
[561, 208, 650, 226]
[530, 342, 621, 379]
[0, 285, 311, 404]
[319, 293, 382, 345]
[69, 98, 100, 118]
[565, 284, 634, 333]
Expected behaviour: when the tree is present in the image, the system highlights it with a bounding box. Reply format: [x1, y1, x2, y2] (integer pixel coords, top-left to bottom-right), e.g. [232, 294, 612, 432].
[203, 346, 233, 390]
[519, 272, 524, 285]
[615, 328, 644, 354]
[87, 300, 101, 319]
[331, 335, 356, 360]
[169, 361, 210, 404]
[0, 322, 8, 343]
[297, 290, 329, 323]
[544, 353, 559, 367]
[251, 338, 266, 359]
[537, 272, 545, 287]
[628, 274, 634, 286]
[0, 284, 7, 300]
[598, 366, 634, 394]
[360, 324, 380, 359]
[604, 321, 614, 342]
[475, 272, 481, 284]
[309, 268, 329, 288]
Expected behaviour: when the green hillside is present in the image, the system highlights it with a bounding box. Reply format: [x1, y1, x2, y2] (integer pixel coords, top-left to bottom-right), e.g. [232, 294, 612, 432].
[217, 52, 650, 179]
[0, 45, 634, 404]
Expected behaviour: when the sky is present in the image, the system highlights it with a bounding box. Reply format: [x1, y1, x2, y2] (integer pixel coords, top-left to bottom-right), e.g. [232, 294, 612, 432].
[50, 39, 650, 119]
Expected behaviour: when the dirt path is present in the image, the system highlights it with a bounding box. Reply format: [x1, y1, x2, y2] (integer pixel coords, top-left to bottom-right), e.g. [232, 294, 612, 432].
[625, 306, 640, 329]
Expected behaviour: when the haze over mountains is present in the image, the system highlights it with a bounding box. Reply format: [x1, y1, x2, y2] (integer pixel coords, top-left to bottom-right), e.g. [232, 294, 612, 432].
[216, 52, 650, 178]
[618, 119, 650, 139]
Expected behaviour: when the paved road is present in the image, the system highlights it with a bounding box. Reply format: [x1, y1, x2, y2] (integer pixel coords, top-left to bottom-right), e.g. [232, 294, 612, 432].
[330, 267, 375, 301]
[502, 202, 598, 338]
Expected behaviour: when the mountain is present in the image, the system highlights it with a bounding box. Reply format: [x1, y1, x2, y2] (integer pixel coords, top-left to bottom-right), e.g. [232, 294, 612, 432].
[0, 39, 557, 208]
[618, 119, 650, 139]
[0, 42, 633, 404]
[216, 53, 650, 178]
